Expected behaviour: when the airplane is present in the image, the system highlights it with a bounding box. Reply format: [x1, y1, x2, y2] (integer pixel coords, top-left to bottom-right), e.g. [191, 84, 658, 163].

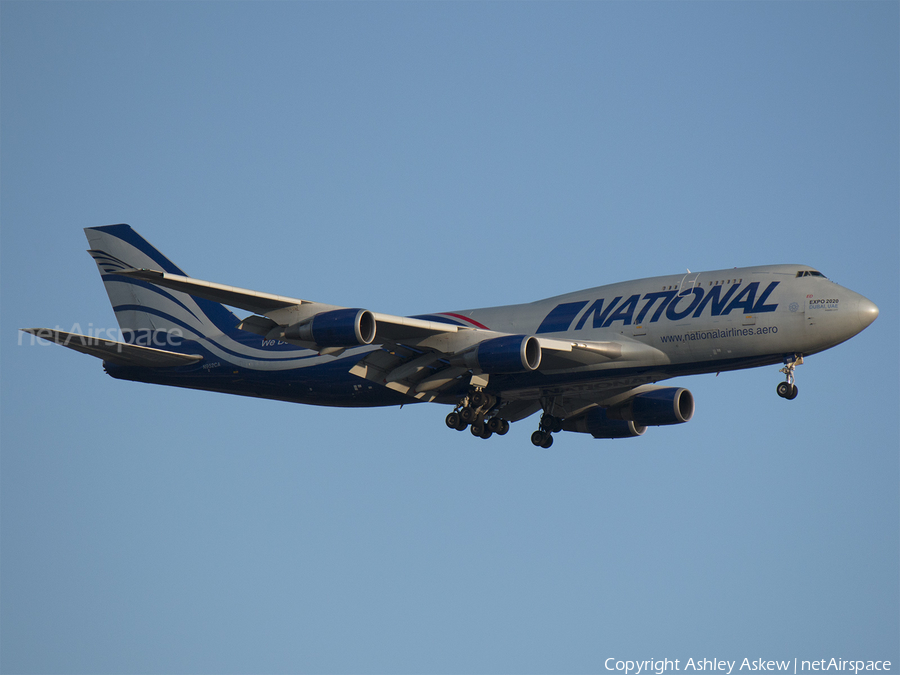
[22, 224, 879, 447]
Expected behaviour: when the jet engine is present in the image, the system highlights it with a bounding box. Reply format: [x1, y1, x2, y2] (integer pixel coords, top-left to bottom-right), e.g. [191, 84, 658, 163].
[562, 387, 693, 439]
[562, 408, 647, 439]
[607, 387, 694, 426]
[282, 308, 376, 347]
[451, 334, 542, 374]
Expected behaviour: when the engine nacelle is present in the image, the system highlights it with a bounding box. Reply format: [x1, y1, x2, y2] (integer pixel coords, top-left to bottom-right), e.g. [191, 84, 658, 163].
[282, 308, 376, 347]
[563, 408, 647, 439]
[607, 387, 694, 426]
[452, 335, 542, 374]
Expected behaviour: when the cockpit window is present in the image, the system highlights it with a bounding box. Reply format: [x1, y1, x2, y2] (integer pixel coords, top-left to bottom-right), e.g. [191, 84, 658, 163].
[796, 270, 826, 278]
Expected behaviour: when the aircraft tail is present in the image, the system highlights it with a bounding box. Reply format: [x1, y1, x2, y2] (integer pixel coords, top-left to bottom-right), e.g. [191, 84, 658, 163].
[85, 224, 241, 345]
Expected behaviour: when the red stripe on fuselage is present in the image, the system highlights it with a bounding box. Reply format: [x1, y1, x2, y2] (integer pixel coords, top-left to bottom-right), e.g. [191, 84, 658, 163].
[440, 313, 490, 330]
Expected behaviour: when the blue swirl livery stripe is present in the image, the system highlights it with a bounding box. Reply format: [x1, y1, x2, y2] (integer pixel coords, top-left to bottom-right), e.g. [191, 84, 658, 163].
[101, 273, 243, 336]
[103, 275, 203, 323]
[90, 226, 243, 335]
[93, 260, 129, 272]
[89, 250, 132, 268]
[112, 304, 319, 364]
[87, 224, 187, 275]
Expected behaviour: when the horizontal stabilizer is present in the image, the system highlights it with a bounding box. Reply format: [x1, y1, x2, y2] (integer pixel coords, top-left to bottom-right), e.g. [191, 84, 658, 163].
[21, 329, 202, 368]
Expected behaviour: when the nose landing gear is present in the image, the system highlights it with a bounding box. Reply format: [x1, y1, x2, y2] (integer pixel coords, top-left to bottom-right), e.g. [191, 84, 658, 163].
[777, 355, 803, 400]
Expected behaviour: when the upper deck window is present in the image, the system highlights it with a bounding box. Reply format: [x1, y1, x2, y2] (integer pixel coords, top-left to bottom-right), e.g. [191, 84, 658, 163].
[796, 270, 826, 278]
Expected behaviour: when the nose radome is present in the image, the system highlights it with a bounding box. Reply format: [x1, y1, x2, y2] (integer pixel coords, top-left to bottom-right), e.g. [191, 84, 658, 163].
[858, 297, 879, 330]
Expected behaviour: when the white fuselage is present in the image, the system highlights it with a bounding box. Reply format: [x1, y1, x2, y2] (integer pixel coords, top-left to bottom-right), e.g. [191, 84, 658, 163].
[449, 264, 876, 375]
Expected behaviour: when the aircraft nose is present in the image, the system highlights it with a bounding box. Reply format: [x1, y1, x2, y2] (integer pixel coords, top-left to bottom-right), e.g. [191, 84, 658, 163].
[858, 297, 879, 330]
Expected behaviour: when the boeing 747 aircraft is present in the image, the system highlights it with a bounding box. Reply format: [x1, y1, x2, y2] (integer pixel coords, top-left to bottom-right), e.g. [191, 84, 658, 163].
[24, 225, 878, 447]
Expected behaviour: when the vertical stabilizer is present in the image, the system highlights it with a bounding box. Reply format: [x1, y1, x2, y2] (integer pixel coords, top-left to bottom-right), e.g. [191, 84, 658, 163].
[85, 224, 240, 342]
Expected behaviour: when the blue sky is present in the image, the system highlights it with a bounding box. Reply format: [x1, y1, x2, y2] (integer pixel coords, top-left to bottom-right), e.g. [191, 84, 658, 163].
[1, 2, 897, 674]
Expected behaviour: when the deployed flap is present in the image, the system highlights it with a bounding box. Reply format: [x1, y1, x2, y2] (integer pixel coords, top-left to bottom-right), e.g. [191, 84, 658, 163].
[237, 315, 280, 337]
[21, 329, 202, 368]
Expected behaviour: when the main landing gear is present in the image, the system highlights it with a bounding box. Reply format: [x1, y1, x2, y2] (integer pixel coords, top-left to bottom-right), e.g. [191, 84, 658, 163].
[776, 354, 803, 400]
[530, 413, 563, 448]
[445, 388, 510, 440]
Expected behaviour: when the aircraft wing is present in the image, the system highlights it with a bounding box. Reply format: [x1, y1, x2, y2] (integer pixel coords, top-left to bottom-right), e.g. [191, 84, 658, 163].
[21, 329, 203, 368]
[533, 336, 623, 369]
[117, 269, 464, 340]
[116, 268, 660, 400]
[118, 269, 311, 314]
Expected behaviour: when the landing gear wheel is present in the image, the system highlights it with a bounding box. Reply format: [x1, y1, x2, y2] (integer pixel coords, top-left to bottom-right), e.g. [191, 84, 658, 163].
[777, 355, 803, 400]
[487, 417, 506, 434]
[541, 413, 563, 433]
[460, 407, 476, 423]
[777, 381, 799, 400]
[471, 391, 487, 409]
[531, 430, 553, 448]
[470, 420, 486, 437]
[479, 427, 493, 440]
[541, 434, 554, 448]
[446, 412, 460, 429]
